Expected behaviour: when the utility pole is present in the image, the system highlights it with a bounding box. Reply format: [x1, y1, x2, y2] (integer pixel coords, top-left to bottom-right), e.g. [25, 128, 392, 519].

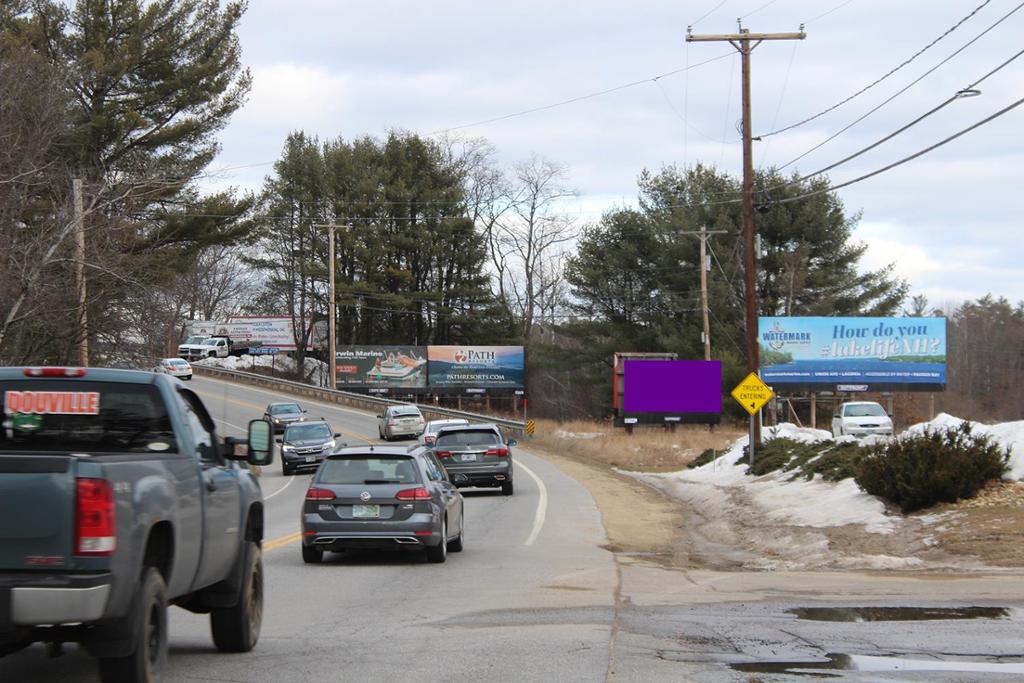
[687, 23, 805, 443]
[681, 227, 726, 360]
[314, 223, 352, 389]
[73, 178, 88, 367]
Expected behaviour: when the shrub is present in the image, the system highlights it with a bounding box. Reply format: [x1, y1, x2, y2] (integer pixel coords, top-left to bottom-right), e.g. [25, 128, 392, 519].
[688, 448, 722, 469]
[854, 423, 1010, 513]
[746, 438, 869, 481]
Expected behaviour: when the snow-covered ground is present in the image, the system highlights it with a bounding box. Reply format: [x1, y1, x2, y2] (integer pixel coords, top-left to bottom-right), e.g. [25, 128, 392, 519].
[626, 415, 1023, 549]
[196, 354, 330, 387]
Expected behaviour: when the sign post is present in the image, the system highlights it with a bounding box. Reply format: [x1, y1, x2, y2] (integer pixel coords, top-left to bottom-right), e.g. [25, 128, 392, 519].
[730, 372, 774, 465]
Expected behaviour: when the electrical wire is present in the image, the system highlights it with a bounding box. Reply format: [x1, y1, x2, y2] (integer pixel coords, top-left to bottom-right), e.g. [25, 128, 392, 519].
[428, 52, 734, 135]
[773, 92, 1024, 205]
[759, 39, 800, 168]
[758, 0, 994, 138]
[720, 53, 738, 165]
[774, 1, 1024, 172]
[740, 0, 782, 21]
[690, 0, 731, 27]
[803, 0, 856, 25]
[763, 44, 1024, 193]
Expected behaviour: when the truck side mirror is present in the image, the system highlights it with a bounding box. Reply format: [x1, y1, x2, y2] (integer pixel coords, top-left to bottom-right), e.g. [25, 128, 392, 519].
[247, 419, 274, 466]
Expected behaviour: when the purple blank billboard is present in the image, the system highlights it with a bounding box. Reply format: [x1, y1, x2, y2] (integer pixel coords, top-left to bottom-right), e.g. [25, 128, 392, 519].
[623, 360, 722, 414]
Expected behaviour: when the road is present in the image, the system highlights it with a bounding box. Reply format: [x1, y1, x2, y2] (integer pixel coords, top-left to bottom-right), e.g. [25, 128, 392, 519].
[4, 374, 1024, 682]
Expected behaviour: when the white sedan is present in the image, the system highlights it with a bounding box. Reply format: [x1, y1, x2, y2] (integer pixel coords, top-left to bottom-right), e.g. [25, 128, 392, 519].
[832, 401, 893, 438]
[156, 357, 193, 380]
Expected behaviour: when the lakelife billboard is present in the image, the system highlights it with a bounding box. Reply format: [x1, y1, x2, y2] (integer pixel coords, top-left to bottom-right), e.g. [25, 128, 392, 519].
[335, 346, 428, 388]
[758, 316, 947, 390]
[426, 346, 525, 389]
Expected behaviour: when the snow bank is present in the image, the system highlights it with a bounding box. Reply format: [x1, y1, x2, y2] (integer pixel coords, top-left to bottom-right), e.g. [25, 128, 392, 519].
[904, 413, 1024, 480]
[554, 430, 602, 440]
[196, 354, 330, 387]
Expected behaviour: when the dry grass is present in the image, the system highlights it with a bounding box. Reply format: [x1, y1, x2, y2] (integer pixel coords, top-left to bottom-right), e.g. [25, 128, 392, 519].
[529, 419, 744, 473]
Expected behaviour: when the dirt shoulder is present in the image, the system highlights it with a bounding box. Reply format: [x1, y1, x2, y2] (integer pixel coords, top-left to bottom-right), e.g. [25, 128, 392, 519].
[525, 424, 1024, 572]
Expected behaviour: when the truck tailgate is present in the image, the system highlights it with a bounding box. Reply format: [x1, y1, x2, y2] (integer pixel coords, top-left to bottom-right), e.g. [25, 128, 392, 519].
[0, 455, 75, 571]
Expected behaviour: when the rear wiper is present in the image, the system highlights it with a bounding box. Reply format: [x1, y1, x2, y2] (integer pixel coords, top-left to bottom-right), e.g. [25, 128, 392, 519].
[363, 479, 402, 484]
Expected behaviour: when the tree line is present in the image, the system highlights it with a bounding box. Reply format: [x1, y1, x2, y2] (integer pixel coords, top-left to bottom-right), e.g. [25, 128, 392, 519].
[1, 0, 1019, 421]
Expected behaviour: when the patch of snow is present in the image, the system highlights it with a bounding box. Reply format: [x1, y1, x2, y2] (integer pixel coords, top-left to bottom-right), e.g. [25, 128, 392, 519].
[903, 413, 1024, 480]
[763, 422, 832, 444]
[554, 430, 603, 440]
[196, 354, 330, 387]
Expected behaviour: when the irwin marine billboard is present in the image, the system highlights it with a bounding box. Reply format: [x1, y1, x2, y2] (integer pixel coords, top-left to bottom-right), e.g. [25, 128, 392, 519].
[758, 317, 946, 391]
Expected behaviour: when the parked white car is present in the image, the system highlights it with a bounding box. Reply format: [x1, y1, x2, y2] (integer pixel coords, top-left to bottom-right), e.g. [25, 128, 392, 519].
[832, 401, 893, 438]
[156, 357, 193, 380]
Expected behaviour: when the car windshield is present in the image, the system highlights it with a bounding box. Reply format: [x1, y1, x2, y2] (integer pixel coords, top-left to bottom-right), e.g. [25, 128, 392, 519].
[319, 456, 419, 484]
[184, 336, 207, 344]
[435, 430, 500, 447]
[270, 404, 300, 415]
[845, 404, 886, 417]
[167, 359, 189, 367]
[0, 380, 178, 454]
[392, 407, 420, 417]
[426, 420, 467, 435]
[286, 423, 331, 441]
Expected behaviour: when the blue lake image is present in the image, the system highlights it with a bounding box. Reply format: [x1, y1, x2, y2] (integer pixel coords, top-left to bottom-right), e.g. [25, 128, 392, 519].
[760, 359, 946, 384]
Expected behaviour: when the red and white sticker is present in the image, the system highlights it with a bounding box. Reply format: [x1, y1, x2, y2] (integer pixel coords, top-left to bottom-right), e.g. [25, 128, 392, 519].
[4, 391, 101, 416]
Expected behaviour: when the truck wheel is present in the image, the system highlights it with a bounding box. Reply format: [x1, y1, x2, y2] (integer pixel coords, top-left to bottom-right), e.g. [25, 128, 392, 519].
[98, 568, 167, 683]
[210, 541, 263, 653]
[208, 351, 216, 358]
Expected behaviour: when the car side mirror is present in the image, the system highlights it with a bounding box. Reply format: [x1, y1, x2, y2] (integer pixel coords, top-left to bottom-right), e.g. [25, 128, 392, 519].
[376, 414, 383, 419]
[507, 438, 518, 447]
[333, 433, 341, 438]
[275, 438, 283, 444]
[247, 419, 274, 466]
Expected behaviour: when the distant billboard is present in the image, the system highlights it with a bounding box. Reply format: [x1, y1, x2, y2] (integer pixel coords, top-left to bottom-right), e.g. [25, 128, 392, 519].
[426, 346, 525, 389]
[186, 316, 313, 350]
[621, 360, 722, 422]
[758, 316, 947, 391]
[335, 346, 428, 388]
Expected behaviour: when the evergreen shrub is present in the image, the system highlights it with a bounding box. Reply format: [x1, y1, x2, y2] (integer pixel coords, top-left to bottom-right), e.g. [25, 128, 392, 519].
[854, 423, 1010, 513]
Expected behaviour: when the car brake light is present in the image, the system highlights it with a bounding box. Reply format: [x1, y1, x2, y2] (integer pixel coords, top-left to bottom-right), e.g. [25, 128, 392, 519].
[486, 448, 509, 457]
[24, 367, 87, 378]
[395, 487, 431, 501]
[75, 478, 116, 555]
[435, 450, 452, 459]
[306, 488, 335, 501]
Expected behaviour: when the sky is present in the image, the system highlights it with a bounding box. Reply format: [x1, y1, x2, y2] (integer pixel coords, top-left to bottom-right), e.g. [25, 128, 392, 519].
[201, 0, 1024, 310]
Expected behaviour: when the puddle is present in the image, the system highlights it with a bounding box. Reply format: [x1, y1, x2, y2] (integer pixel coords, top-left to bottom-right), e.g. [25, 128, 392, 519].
[788, 606, 1010, 622]
[732, 653, 1024, 676]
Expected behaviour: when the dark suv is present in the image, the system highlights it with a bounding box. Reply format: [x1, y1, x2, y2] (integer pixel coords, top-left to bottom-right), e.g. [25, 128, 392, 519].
[432, 424, 517, 496]
[279, 420, 341, 475]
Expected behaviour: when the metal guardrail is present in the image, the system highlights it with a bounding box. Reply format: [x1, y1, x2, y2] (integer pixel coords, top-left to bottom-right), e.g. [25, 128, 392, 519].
[192, 363, 527, 435]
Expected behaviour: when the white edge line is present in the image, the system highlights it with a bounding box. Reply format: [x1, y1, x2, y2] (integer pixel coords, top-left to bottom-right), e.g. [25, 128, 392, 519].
[264, 474, 295, 501]
[517, 460, 548, 547]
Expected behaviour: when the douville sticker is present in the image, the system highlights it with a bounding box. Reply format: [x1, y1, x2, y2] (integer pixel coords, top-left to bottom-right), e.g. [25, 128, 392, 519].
[3, 391, 101, 416]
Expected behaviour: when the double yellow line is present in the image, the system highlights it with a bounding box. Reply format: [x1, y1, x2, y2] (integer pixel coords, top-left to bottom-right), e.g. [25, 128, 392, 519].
[263, 531, 302, 552]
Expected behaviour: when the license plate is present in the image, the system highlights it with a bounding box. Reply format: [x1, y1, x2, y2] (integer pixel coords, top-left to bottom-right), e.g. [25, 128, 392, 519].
[460, 453, 477, 462]
[305, 455, 316, 462]
[353, 504, 380, 518]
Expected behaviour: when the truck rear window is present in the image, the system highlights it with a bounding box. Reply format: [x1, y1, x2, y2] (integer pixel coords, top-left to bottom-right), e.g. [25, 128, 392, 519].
[1, 380, 177, 454]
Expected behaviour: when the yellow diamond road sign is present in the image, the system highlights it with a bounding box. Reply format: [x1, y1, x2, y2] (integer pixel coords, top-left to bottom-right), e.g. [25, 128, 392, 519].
[731, 372, 774, 415]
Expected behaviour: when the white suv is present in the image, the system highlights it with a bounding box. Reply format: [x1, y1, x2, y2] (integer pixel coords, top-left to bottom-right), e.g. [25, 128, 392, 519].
[377, 404, 425, 441]
[832, 401, 894, 438]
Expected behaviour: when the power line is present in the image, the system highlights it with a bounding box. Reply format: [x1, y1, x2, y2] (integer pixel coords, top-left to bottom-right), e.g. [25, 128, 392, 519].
[774, 92, 1024, 205]
[741, 0, 782, 21]
[758, 0, 994, 138]
[774, 1, 1024, 172]
[427, 52, 734, 135]
[803, 0, 857, 25]
[690, 0, 731, 27]
[764, 44, 1024, 192]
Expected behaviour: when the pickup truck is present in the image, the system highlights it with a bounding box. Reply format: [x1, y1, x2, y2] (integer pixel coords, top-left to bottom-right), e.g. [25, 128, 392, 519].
[0, 366, 274, 682]
[176, 334, 210, 358]
[179, 336, 259, 361]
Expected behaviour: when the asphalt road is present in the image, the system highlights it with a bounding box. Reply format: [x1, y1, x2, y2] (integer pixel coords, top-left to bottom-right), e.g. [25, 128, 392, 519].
[5, 374, 1024, 682]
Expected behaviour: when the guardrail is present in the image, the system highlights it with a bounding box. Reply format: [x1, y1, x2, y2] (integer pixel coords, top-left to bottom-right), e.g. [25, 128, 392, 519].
[192, 363, 527, 435]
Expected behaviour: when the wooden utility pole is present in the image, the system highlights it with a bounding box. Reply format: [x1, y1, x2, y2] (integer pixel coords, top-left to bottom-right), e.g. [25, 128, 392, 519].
[314, 223, 353, 389]
[73, 178, 88, 367]
[687, 23, 805, 442]
[682, 227, 726, 360]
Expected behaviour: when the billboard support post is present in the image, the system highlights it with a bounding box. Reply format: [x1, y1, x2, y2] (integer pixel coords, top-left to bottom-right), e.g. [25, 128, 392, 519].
[810, 393, 816, 430]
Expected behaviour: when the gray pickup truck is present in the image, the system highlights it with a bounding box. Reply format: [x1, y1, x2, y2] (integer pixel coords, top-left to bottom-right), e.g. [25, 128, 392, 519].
[0, 366, 274, 682]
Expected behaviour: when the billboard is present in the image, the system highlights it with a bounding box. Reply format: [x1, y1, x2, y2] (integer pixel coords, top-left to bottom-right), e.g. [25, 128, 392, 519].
[426, 346, 525, 389]
[186, 316, 313, 350]
[335, 346, 428, 388]
[622, 360, 722, 418]
[758, 316, 947, 390]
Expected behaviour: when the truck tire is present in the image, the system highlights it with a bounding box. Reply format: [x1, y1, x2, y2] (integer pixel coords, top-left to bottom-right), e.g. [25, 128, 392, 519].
[210, 541, 263, 653]
[98, 568, 168, 683]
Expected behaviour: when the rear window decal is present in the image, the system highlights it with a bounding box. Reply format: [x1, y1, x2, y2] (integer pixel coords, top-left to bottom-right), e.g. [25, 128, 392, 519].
[4, 391, 101, 416]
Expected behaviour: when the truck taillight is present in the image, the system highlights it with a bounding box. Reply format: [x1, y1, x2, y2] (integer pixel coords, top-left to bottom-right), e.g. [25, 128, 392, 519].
[75, 478, 116, 556]
[24, 367, 87, 377]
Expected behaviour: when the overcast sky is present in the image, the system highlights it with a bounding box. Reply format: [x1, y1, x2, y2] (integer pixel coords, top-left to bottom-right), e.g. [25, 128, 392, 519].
[201, 0, 1024, 310]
